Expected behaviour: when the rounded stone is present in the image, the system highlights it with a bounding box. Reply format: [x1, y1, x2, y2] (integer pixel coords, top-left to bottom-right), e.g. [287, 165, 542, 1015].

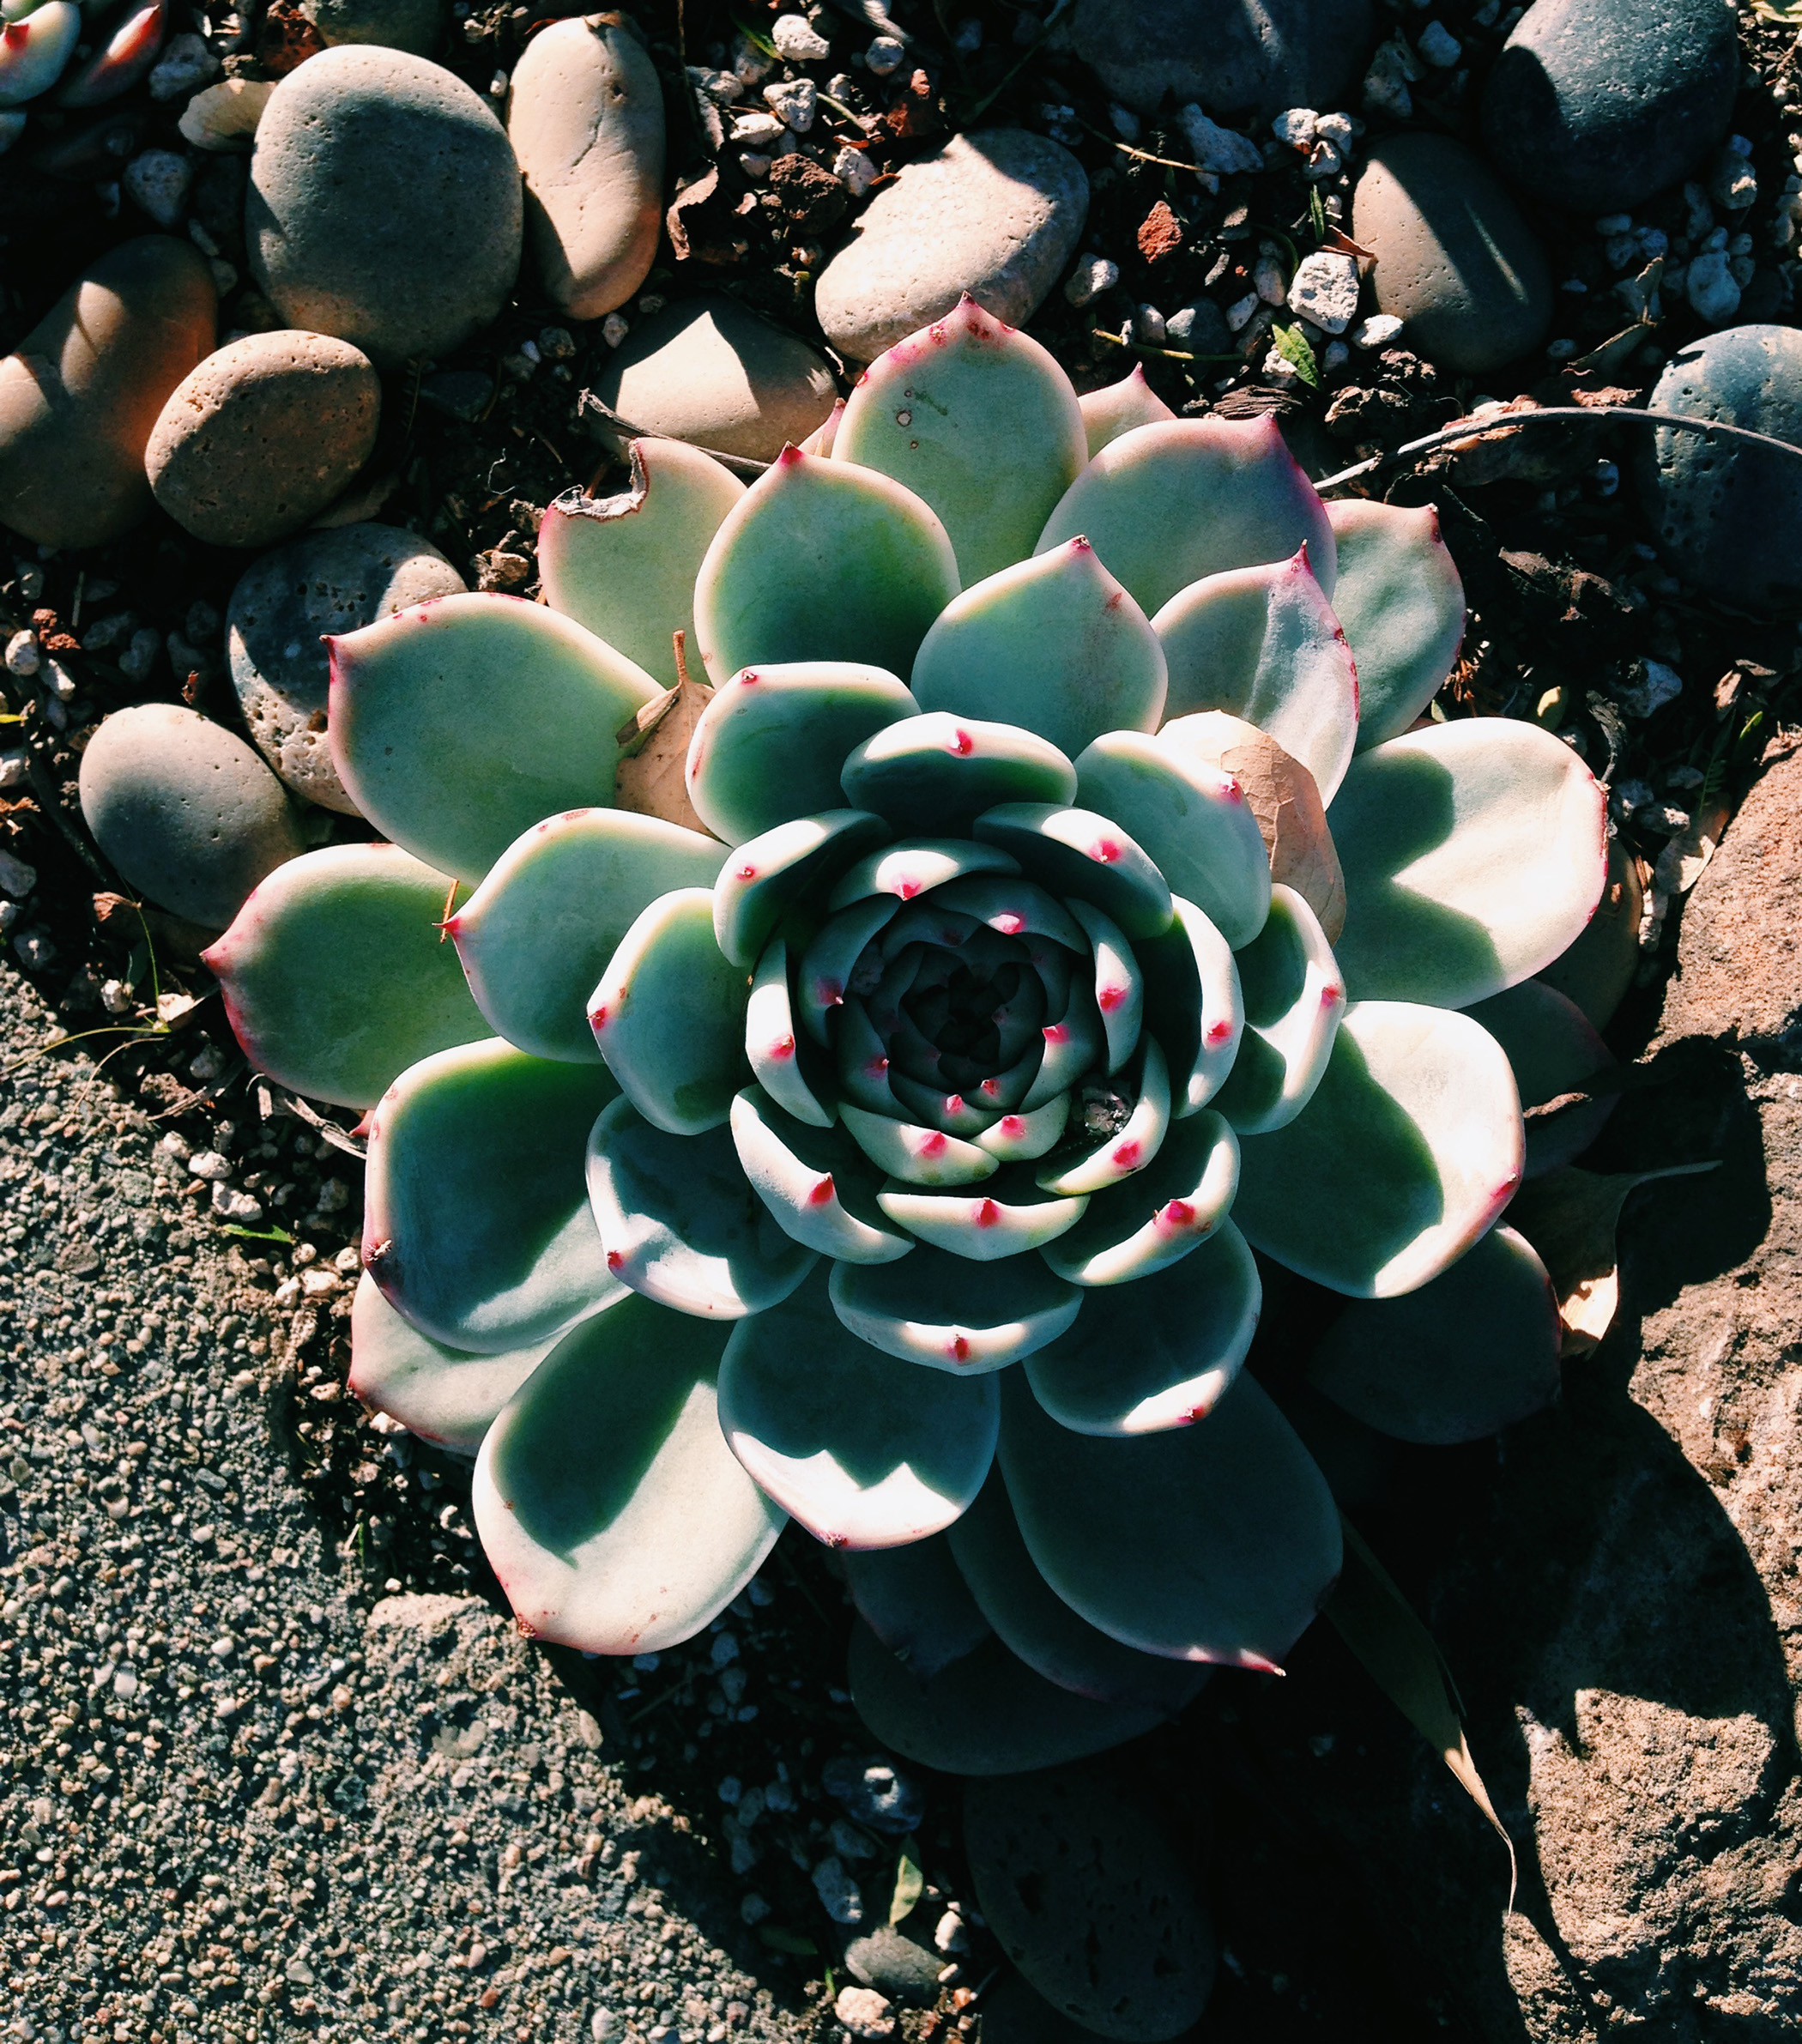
[299, 0, 443, 54]
[0, 236, 215, 548]
[1351, 134, 1552, 374]
[1069, 0, 1373, 118]
[507, 15, 663, 322]
[146, 330, 382, 548]
[964, 1769, 1217, 2041]
[813, 129, 1088, 365]
[227, 522, 465, 813]
[78, 704, 305, 931]
[843, 1928, 942, 2009]
[246, 45, 522, 367]
[1481, 0, 1739, 215]
[1636, 324, 1802, 614]
[592, 293, 836, 463]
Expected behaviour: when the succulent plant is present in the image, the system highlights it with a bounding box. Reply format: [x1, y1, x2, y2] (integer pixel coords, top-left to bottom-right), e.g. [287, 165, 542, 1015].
[203, 298, 1606, 1759]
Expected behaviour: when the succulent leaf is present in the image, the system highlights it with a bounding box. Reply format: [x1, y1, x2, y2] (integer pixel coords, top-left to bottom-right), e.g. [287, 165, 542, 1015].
[329, 594, 662, 883]
[451, 810, 725, 1065]
[1326, 499, 1466, 750]
[692, 447, 960, 683]
[203, 843, 488, 1112]
[1232, 999, 1525, 1297]
[841, 1534, 994, 1679]
[537, 438, 747, 687]
[1328, 720, 1608, 1007]
[1466, 980, 1618, 1177]
[839, 1102, 1001, 1187]
[827, 835, 1020, 911]
[1065, 896, 1141, 1074]
[875, 1169, 1088, 1261]
[585, 1097, 818, 1317]
[712, 808, 892, 970]
[1139, 897, 1243, 1116]
[686, 662, 918, 844]
[928, 872, 1088, 950]
[1036, 1035, 1171, 1196]
[835, 295, 1089, 587]
[1208, 885, 1345, 1135]
[830, 1243, 1081, 1371]
[1152, 545, 1358, 801]
[910, 539, 1168, 759]
[1022, 973, 1104, 1110]
[746, 938, 838, 1127]
[1307, 1225, 1561, 1443]
[841, 711, 1078, 830]
[973, 1093, 1071, 1161]
[973, 801, 1174, 941]
[730, 1085, 914, 1262]
[798, 894, 900, 1046]
[1040, 1110, 1239, 1285]
[998, 1369, 1342, 1669]
[472, 1294, 784, 1653]
[1036, 416, 1338, 616]
[362, 1038, 622, 1352]
[1025, 1223, 1261, 1434]
[718, 1268, 999, 1547]
[1078, 364, 1176, 459]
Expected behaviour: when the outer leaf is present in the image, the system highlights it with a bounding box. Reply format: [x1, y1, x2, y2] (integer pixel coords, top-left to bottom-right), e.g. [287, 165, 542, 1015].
[1232, 999, 1525, 1298]
[585, 1097, 816, 1317]
[450, 809, 725, 1064]
[590, 887, 748, 1135]
[362, 1037, 621, 1352]
[998, 1370, 1342, 1669]
[473, 1294, 784, 1652]
[1328, 719, 1607, 1008]
[1078, 363, 1176, 458]
[841, 1533, 995, 1679]
[1139, 896, 1243, 1116]
[1025, 1223, 1261, 1435]
[828, 836, 1019, 911]
[1073, 735, 1270, 950]
[1152, 545, 1358, 802]
[910, 539, 1167, 760]
[1036, 415, 1337, 616]
[718, 1268, 998, 1547]
[538, 438, 747, 687]
[842, 711, 1077, 831]
[974, 801, 1173, 941]
[1040, 1110, 1238, 1285]
[692, 446, 960, 683]
[831, 1243, 1081, 1372]
[203, 843, 488, 1111]
[712, 808, 892, 970]
[329, 593, 662, 883]
[686, 661, 917, 844]
[1208, 884, 1345, 1135]
[1327, 499, 1465, 749]
[1466, 979, 1618, 1178]
[1307, 1225, 1561, 1444]
[348, 1272, 563, 1455]
[730, 1085, 914, 1262]
[747, 937, 838, 1126]
[835, 294, 1089, 586]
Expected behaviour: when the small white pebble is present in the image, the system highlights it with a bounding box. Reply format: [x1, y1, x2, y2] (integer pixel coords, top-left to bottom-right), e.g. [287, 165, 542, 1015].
[0, 849, 35, 899]
[1272, 107, 1317, 150]
[1063, 252, 1119, 306]
[602, 312, 630, 348]
[865, 35, 905, 76]
[3, 628, 38, 676]
[186, 1150, 232, 1182]
[1351, 311, 1404, 348]
[834, 144, 877, 196]
[771, 12, 831, 61]
[834, 1985, 894, 2041]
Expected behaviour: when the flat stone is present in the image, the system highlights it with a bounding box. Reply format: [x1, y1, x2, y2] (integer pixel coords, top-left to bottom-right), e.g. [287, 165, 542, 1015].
[1067, 0, 1373, 118]
[507, 15, 662, 323]
[227, 521, 464, 813]
[146, 330, 381, 548]
[1635, 324, 1802, 614]
[1481, 0, 1739, 214]
[591, 293, 835, 462]
[299, 0, 443, 54]
[813, 129, 1088, 365]
[843, 1927, 941, 2008]
[1352, 133, 1552, 374]
[247, 44, 522, 366]
[0, 236, 215, 548]
[78, 703, 305, 931]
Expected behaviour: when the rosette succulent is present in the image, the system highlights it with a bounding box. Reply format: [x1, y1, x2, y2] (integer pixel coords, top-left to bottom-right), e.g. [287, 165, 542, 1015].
[203, 298, 1606, 1757]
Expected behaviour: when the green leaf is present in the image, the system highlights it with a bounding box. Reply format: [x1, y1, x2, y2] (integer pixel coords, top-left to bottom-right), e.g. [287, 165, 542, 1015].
[875, 1170, 1088, 1261]
[839, 1103, 1001, 1188]
[888, 1838, 926, 1927]
[730, 1085, 914, 1262]
[329, 592, 662, 883]
[835, 293, 1089, 586]
[450, 809, 726, 1065]
[841, 1533, 995, 1679]
[841, 711, 1078, 832]
[1466, 979, 1618, 1177]
[1137, 896, 1243, 1117]
[1036, 1037, 1171, 1197]
[1078, 364, 1176, 459]
[1268, 321, 1318, 388]
[1327, 500, 1466, 750]
[831, 1243, 1080, 1371]
[973, 801, 1174, 941]
[1040, 1109, 1238, 1285]
[712, 808, 892, 970]
[1207, 885, 1345, 1136]
[1066, 896, 1140, 1074]
[204, 842, 488, 1111]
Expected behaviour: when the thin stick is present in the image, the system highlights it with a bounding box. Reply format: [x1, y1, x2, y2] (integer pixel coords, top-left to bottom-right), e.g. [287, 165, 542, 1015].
[672, 628, 693, 690]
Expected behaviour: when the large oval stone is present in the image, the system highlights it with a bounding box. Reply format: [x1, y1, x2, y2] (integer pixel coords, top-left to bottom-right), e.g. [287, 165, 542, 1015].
[1636, 324, 1802, 614]
[1352, 134, 1551, 374]
[964, 1769, 1217, 2041]
[1481, 0, 1739, 214]
[79, 704, 305, 931]
[1069, 0, 1372, 118]
[813, 129, 1088, 364]
[246, 45, 521, 366]
[227, 522, 465, 813]
[146, 330, 381, 548]
[592, 293, 836, 463]
[507, 15, 662, 322]
[0, 236, 215, 548]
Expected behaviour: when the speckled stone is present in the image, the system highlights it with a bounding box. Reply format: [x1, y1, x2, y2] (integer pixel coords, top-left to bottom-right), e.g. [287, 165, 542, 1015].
[1482, 0, 1739, 214]
[78, 703, 305, 930]
[813, 130, 1088, 364]
[299, 0, 443, 54]
[1068, 0, 1373, 119]
[1352, 133, 1552, 374]
[146, 330, 381, 548]
[507, 15, 663, 322]
[592, 293, 837, 462]
[246, 45, 521, 366]
[228, 522, 465, 813]
[0, 236, 215, 548]
[1636, 324, 1802, 614]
